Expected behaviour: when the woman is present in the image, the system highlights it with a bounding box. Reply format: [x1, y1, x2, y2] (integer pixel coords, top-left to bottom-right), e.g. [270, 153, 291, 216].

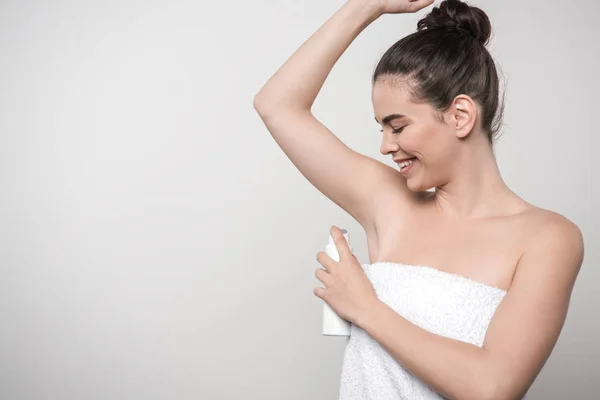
[253, 0, 584, 398]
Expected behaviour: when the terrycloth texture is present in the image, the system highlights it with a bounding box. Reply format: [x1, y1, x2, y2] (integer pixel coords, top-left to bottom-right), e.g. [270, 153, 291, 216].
[339, 261, 508, 400]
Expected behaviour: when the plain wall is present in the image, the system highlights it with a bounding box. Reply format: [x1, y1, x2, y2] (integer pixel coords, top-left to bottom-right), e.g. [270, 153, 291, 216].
[0, 0, 597, 398]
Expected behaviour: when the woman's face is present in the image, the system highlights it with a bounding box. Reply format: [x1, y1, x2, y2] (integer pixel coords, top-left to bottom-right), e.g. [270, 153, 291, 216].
[372, 79, 462, 192]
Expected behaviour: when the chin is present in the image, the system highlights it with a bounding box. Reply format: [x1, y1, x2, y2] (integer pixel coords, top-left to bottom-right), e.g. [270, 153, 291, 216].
[406, 178, 423, 192]
[406, 176, 435, 194]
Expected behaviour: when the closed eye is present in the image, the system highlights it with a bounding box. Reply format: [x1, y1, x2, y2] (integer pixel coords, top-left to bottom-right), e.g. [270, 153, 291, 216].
[380, 127, 405, 134]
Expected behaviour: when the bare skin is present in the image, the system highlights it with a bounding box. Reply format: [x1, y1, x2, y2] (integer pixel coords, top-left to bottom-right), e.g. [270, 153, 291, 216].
[254, 0, 584, 398]
[368, 78, 544, 292]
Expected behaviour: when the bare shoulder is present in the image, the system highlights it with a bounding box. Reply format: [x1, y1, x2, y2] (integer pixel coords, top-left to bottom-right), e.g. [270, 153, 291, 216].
[518, 206, 584, 279]
[482, 206, 585, 399]
[524, 207, 583, 247]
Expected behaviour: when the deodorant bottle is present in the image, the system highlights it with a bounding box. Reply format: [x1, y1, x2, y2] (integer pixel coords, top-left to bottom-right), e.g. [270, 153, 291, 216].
[322, 228, 353, 336]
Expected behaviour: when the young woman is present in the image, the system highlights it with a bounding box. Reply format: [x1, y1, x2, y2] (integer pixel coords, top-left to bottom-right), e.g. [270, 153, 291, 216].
[253, 0, 584, 398]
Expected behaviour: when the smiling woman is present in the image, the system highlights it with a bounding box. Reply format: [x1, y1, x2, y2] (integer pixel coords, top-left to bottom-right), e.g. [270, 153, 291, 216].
[254, 0, 584, 399]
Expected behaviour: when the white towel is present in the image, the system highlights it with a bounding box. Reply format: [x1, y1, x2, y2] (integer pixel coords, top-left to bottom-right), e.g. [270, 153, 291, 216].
[339, 262, 508, 400]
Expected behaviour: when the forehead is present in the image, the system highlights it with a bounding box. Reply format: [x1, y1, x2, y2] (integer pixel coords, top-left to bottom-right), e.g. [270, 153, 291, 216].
[372, 80, 433, 123]
[372, 80, 414, 117]
[372, 78, 411, 100]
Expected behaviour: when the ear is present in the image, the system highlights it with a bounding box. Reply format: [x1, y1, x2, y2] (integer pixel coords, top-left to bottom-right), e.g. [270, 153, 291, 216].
[450, 95, 477, 139]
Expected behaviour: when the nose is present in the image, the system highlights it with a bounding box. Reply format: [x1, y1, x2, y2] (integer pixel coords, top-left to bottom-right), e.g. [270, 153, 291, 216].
[380, 137, 400, 156]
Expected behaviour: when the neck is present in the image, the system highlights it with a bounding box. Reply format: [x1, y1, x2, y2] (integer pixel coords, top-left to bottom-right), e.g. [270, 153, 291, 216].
[433, 140, 520, 219]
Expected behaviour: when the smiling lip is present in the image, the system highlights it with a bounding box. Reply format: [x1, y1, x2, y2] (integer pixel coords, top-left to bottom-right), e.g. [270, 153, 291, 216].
[394, 156, 416, 163]
[393, 156, 416, 163]
[397, 158, 417, 174]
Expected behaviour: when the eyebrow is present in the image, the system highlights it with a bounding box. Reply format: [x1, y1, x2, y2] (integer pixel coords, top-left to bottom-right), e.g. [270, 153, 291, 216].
[374, 113, 407, 125]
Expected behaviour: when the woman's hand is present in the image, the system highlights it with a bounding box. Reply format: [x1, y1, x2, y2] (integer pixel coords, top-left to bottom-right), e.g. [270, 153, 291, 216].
[373, 0, 435, 15]
[314, 226, 380, 325]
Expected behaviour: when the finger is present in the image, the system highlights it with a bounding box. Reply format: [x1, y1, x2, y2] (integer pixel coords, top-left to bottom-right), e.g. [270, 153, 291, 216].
[314, 286, 327, 299]
[408, 0, 435, 11]
[331, 225, 352, 260]
[315, 267, 333, 287]
[316, 251, 335, 272]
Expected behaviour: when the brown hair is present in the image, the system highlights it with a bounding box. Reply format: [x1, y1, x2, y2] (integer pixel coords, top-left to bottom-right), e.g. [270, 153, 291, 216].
[372, 0, 506, 144]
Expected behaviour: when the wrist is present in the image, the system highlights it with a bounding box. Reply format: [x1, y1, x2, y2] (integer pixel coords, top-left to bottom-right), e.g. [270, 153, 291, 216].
[345, 0, 383, 23]
[355, 297, 385, 329]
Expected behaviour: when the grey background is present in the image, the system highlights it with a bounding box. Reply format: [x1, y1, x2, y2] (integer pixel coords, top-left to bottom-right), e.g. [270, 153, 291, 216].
[0, 0, 597, 399]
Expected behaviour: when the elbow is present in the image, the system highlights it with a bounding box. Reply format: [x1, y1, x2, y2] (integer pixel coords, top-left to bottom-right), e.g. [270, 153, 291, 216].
[475, 375, 518, 400]
[458, 380, 498, 400]
[468, 357, 509, 400]
[447, 371, 503, 400]
[253, 94, 269, 114]
[253, 95, 281, 118]
[253, 94, 309, 117]
[253, 93, 283, 116]
[453, 364, 501, 400]
[477, 381, 500, 400]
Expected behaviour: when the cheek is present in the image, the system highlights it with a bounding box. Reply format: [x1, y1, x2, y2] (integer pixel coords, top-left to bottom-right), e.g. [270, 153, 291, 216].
[410, 126, 440, 160]
[412, 127, 454, 181]
[421, 134, 460, 186]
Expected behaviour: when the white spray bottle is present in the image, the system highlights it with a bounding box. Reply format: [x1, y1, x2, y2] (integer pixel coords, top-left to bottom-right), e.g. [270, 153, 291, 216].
[322, 228, 353, 336]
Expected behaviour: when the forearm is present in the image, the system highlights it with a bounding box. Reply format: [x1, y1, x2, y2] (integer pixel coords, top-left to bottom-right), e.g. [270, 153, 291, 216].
[253, 0, 380, 113]
[357, 300, 496, 400]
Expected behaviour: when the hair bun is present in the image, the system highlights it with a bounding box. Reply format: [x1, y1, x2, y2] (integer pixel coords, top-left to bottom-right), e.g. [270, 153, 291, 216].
[417, 0, 492, 46]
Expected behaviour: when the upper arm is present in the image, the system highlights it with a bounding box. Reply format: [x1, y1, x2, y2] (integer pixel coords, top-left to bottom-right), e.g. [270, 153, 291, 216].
[481, 215, 584, 399]
[254, 106, 414, 231]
